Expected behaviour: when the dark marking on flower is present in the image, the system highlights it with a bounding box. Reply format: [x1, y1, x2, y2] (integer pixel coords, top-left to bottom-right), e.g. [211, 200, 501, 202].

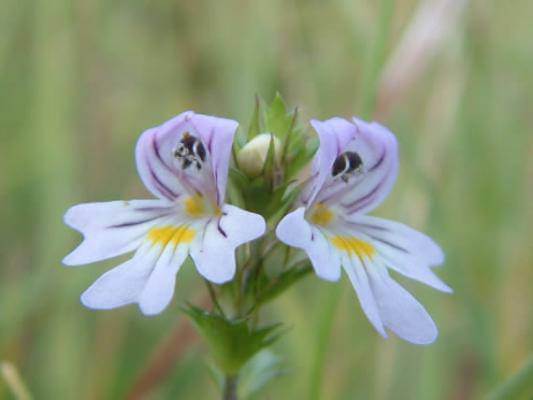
[332, 151, 363, 182]
[108, 215, 163, 229]
[152, 135, 174, 173]
[369, 149, 385, 172]
[174, 132, 206, 170]
[147, 160, 178, 199]
[366, 234, 409, 254]
[217, 222, 227, 238]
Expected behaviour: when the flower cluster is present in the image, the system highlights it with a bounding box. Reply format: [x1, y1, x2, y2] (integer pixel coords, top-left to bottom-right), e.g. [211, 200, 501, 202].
[64, 102, 450, 346]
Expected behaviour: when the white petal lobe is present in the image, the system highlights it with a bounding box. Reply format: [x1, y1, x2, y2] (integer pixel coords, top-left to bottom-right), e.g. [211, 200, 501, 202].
[63, 200, 172, 266]
[276, 208, 341, 281]
[367, 266, 438, 345]
[190, 205, 266, 284]
[139, 243, 188, 315]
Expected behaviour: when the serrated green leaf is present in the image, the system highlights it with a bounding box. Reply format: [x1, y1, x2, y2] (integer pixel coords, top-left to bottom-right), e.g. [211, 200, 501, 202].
[182, 305, 283, 374]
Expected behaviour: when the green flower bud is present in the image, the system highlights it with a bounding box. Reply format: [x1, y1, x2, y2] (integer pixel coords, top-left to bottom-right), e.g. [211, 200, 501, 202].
[237, 133, 281, 177]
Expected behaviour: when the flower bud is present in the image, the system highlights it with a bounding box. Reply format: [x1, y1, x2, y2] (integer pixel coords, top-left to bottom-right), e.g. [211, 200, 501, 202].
[237, 133, 282, 177]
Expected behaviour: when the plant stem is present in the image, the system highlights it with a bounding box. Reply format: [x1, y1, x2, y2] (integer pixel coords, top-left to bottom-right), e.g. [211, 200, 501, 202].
[222, 375, 238, 400]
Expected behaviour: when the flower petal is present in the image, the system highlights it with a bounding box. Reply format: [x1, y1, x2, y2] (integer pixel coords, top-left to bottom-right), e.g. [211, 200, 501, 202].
[324, 228, 438, 344]
[276, 207, 341, 281]
[135, 112, 193, 200]
[80, 243, 159, 310]
[189, 114, 239, 205]
[366, 263, 438, 345]
[81, 230, 192, 314]
[190, 205, 266, 284]
[303, 118, 357, 205]
[138, 241, 189, 315]
[339, 118, 398, 214]
[63, 199, 174, 266]
[342, 256, 387, 337]
[135, 111, 238, 205]
[342, 215, 451, 292]
[306, 117, 398, 215]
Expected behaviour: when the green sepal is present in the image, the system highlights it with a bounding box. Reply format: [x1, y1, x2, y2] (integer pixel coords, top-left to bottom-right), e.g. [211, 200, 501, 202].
[266, 184, 301, 230]
[286, 135, 319, 179]
[264, 93, 293, 140]
[182, 304, 284, 375]
[247, 95, 262, 140]
[260, 132, 277, 183]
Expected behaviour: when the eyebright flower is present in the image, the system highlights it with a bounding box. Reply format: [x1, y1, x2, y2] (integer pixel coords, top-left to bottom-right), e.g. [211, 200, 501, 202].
[63, 111, 266, 315]
[276, 117, 450, 345]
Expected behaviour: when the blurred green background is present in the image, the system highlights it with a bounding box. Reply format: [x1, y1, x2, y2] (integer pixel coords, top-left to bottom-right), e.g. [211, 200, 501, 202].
[1, 0, 531, 399]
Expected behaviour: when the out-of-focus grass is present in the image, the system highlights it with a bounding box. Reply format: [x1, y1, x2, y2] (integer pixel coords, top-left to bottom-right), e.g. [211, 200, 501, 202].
[1, 0, 531, 399]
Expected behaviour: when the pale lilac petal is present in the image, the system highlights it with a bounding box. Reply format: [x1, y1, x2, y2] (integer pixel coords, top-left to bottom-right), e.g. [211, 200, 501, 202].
[135, 112, 193, 200]
[63, 199, 174, 266]
[306, 117, 398, 215]
[80, 244, 159, 310]
[190, 205, 266, 284]
[190, 114, 239, 206]
[135, 112, 238, 205]
[138, 242, 189, 315]
[81, 231, 192, 314]
[338, 118, 398, 214]
[304, 118, 358, 205]
[342, 256, 387, 337]
[366, 264, 438, 345]
[276, 207, 341, 281]
[341, 215, 450, 292]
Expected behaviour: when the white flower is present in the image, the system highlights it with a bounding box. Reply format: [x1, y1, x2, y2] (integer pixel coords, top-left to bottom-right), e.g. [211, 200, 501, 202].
[276, 117, 450, 345]
[63, 111, 266, 315]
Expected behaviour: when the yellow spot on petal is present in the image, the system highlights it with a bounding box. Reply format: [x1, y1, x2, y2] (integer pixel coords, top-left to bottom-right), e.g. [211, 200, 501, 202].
[184, 195, 206, 218]
[330, 236, 375, 259]
[310, 203, 335, 226]
[148, 225, 196, 246]
[184, 195, 221, 218]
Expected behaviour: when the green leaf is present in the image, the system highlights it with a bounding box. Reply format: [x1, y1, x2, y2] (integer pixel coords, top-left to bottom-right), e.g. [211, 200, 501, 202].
[182, 305, 283, 374]
[256, 263, 312, 306]
[264, 93, 293, 140]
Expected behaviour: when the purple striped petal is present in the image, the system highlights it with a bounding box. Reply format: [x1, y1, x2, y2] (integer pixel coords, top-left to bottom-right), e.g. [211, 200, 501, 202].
[306, 117, 398, 215]
[135, 111, 238, 205]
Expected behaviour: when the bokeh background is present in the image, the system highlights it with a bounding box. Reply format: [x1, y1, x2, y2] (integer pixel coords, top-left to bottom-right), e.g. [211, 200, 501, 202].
[1, 0, 531, 399]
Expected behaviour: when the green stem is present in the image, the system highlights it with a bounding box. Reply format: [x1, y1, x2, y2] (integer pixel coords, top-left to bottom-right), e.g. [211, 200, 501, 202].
[222, 374, 238, 400]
